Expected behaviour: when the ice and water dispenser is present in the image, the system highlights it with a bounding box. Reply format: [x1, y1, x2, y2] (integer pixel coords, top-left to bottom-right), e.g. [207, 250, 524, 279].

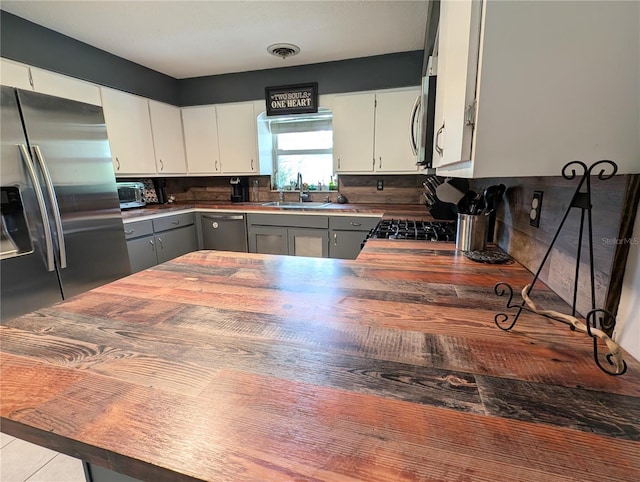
[1, 186, 33, 260]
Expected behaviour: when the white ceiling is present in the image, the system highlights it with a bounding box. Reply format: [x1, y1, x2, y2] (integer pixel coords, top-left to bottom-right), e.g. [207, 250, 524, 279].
[1, 0, 430, 79]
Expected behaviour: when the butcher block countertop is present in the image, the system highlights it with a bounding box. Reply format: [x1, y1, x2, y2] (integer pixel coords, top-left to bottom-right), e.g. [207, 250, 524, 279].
[1, 241, 640, 481]
[120, 201, 433, 221]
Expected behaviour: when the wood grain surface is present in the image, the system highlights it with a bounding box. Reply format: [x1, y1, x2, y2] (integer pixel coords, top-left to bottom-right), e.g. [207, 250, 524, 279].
[120, 201, 431, 220]
[1, 241, 639, 481]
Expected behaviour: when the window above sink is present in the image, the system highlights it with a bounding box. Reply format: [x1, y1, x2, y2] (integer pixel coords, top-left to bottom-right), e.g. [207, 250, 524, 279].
[256, 108, 334, 192]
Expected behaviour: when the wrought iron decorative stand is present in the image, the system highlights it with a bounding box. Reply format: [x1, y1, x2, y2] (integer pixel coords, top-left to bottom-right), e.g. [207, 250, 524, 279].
[494, 160, 627, 376]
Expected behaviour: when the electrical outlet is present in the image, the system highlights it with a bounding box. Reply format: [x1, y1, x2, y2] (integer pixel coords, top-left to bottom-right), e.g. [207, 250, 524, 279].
[377, 179, 384, 191]
[529, 190, 543, 227]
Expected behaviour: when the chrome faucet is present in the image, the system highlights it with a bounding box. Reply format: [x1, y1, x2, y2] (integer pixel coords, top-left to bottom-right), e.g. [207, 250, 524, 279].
[297, 172, 304, 202]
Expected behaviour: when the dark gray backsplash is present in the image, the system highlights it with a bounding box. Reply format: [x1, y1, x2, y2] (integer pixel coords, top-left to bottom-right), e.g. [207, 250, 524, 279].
[470, 174, 639, 324]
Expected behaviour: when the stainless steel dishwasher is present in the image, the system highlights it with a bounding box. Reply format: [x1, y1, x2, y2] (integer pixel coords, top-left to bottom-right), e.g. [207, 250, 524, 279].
[201, 213, 248, 252]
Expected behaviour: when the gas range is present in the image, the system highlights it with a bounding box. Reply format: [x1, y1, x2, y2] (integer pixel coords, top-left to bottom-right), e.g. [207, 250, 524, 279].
[367, 219, 457, 242]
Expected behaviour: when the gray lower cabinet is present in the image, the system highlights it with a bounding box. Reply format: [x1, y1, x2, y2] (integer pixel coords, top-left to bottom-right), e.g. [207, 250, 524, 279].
[123, 220, 156, 273]
[288, 228, 329, 257]
[155, 223, 198, 263]
[124, 213, 197, 273]
[247, 213, 329, 258]
[126, 233, 158, 272]
[329, 215, 380, 259]
[250, 225, 288, 255]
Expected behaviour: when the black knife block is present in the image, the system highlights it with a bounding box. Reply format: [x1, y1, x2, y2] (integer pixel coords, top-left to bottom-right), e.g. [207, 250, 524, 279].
[427, 201, 457, 221]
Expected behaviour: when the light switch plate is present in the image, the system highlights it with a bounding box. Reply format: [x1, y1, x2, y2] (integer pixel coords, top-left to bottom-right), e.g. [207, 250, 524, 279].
[529, 190, 543, 228]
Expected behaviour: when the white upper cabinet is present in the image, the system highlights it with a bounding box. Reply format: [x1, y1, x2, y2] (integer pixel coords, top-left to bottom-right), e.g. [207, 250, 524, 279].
[1, 59, 101, 105]
[0, 58, 33, 90]
[182, 105, 221, 175]
[216, 102, 258, 174]
[432, 0, 480, 172]
[101, 87, 156, 175]
[29, 67, 102, 106]
[334, 88, 420, 174]
[434, 0, 640, 177]
[333, 92, 376, 173]
[374, 89, 420, 173]
[149, 100, 187, 175]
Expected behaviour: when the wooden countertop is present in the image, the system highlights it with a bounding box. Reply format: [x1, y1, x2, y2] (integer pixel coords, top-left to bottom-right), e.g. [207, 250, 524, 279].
[1, 241, 639, 481]
[120, 202, 436, 221]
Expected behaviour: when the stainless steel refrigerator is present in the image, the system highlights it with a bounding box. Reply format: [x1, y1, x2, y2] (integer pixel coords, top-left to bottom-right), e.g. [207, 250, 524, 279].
[1, 86, 131, 321]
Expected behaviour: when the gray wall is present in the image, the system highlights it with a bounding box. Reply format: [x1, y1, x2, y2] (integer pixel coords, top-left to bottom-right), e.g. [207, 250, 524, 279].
[1, 10, 423, 107]
[0, 10, 179, 104]
[178, 51, 423, 106]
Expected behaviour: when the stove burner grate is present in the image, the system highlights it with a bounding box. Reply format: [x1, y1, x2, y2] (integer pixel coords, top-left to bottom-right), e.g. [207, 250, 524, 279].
[368, 219, 456, 242]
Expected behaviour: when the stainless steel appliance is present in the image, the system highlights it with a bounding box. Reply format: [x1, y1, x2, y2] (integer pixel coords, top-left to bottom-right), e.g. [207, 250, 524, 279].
[201, 213, 248, 252]
[117, 181, 146, 209]
[1, 187, 30, 260]
[411, 58, 438, 169]
[1, 86, 130, 321]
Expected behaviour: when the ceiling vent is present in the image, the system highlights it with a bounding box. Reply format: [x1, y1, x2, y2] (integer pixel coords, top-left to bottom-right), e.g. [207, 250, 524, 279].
[267, 43, 301, 59]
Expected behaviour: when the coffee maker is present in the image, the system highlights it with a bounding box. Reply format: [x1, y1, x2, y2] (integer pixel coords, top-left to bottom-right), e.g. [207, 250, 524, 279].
[153, 179, 168, 204]
[230, 177, 249, 202]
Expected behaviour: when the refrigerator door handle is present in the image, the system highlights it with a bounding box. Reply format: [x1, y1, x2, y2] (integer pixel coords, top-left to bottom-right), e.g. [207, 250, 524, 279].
[32, 145, 67, 269]
[18, 144, 56, 272]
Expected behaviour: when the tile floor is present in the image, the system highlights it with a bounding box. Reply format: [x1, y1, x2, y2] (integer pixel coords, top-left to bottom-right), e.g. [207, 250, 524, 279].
[0, 433, 86, 482]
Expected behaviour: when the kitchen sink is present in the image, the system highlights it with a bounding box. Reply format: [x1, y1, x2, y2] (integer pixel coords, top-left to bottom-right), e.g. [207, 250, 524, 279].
[261, 201, 332, 209]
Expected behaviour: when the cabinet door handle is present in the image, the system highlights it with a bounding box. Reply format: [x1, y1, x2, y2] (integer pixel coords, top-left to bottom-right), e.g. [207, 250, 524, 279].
[159, 159, 164, 171]
[435, 123, 444, 156]
[333, 233, 338, 246]
[203, 214, 245, 221]
[172, 220, 180, 225]
[149, 239, 155, 251]
[251, 159, 254, 170]
[350, 222, 362, 227]
[337, 157, 341, 169]
[157, 237, 163, 249]
[116, 157, 121, 170]
[215, 160, 218, 171]
[124, 229, 134, 235]
[379, 156, 382, 169]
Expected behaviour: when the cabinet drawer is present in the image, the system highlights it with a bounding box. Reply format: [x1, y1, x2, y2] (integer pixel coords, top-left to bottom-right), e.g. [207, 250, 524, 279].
[329, 216, 380, 231]
[248, 213, 328, 229]
[153, 213, 195, 232]
[123, 220, 153, 239]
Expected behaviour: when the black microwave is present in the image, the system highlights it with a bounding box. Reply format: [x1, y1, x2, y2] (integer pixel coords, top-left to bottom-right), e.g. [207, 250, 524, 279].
[116, 182, 145, 209]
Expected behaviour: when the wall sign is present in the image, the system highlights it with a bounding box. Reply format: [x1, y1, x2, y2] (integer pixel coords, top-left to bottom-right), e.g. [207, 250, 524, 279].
[265, 83, 318, 116]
